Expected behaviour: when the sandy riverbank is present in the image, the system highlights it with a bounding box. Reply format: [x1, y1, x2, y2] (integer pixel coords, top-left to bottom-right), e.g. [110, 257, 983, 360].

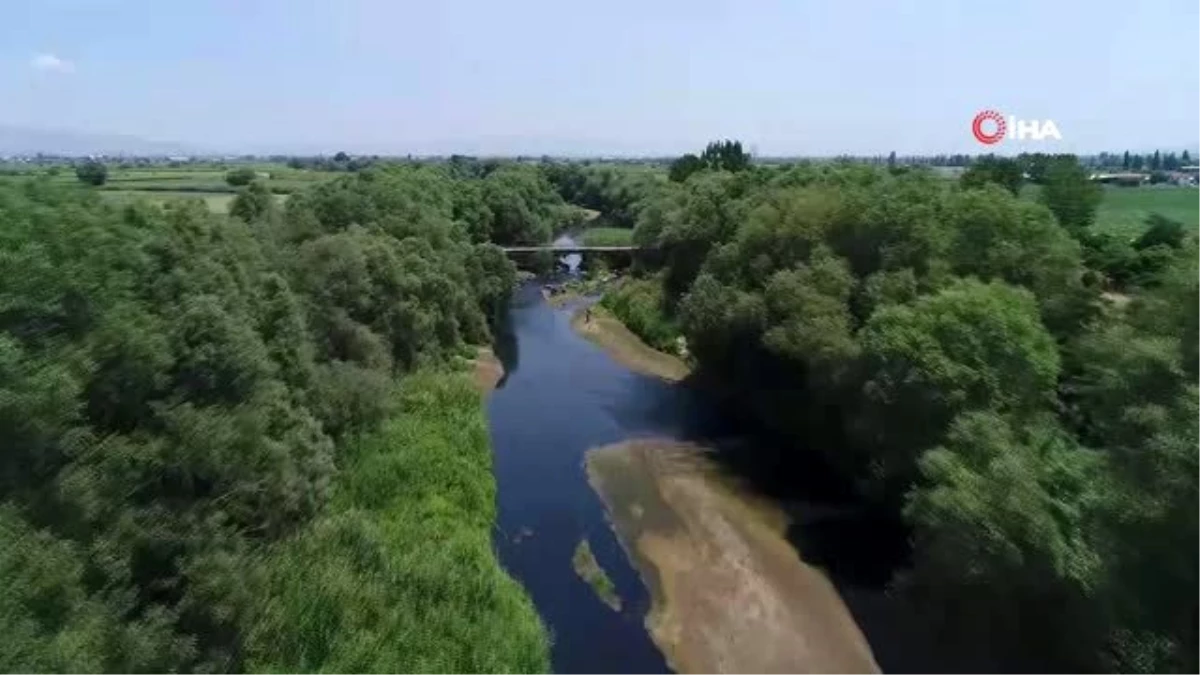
[470, 346, 505, 393]
[570, 305, 691, 383]
[586, 440, 879, 674]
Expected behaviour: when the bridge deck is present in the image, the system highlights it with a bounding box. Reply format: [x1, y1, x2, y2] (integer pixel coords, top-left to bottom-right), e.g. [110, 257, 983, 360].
[501, 245, 642, 252]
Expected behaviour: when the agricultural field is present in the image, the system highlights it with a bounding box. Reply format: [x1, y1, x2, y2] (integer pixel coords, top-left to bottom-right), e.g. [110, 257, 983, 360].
[1018, 183, 1197, 237]
[1093, 185, 1199, 237]
[97, 189, 289, 214]
[579, 226, 634, 246]
[0, 162, 338, 212]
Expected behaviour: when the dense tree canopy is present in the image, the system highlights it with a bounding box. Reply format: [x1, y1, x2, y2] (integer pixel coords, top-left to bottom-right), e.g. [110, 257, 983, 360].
[959, 154, 1024, 195]
[225, 167, 257, 186]
[0, 164, 550, 672]
[74, 160, 107, 186]
[613, 148, 1197, 672]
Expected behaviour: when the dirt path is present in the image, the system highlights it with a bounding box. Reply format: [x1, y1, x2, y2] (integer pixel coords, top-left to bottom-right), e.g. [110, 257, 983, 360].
[571, 306, 690, 383]
[586, 440, 879, 674]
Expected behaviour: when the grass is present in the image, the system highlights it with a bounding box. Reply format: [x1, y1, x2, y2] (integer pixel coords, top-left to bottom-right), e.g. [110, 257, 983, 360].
[2, 163, 340, 194]
[97, 190, 288, 214]
[1020, 184, 1198, 237]
[241, 371, 550, 673]
[580, 226, 635, 247]
[572, 538, 622, 612]
[1093, 186, 1198, 237]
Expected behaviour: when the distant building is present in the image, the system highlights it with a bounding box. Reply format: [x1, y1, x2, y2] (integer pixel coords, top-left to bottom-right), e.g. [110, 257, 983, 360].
[1090, 172, 1148, 186]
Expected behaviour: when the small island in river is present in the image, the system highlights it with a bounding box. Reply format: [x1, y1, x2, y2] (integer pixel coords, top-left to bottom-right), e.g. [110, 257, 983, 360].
[572, 538, 622, 612]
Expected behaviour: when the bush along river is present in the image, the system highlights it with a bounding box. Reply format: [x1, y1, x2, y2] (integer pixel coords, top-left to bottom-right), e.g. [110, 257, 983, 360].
[486, 279, 923, 673]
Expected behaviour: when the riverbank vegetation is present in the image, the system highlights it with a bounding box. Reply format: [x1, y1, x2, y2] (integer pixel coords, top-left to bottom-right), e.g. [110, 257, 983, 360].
[0, 162, 558, 671]
[599, 146, 1197, 672]
[572, 304, 689, 383]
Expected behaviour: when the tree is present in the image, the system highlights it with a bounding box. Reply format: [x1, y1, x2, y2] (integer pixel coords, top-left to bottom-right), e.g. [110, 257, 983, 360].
[333, 151, 350, 162]
[230, 181, 275, 222]
[1181, 150, 1191, 165]
[887, 151, 897, 170]
[1134, 214, 1186, 251]
[960, 155, 1024, 195]
[1122, 150, 1130, 169]
[1150, 150, 1161, 171]
[74, 160, 107, 186]
[902, 411, 1105, 671]
[226, 167, 257, 186]
[668, 153, 705, 182]
[700, 139, 751, 172]
[1038, 156, 1102, 234]
[858, 279, 1061, 489]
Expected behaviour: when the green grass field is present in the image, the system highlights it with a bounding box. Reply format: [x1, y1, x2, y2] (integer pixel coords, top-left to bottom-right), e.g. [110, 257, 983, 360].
[0, 162, 336, 213]
[1093, 186, 1199, 237]
[97, 190, 288, 213]
[3, 163, 339, 196]
[580, 226, 634, 246]
[243, 371, 550, 672]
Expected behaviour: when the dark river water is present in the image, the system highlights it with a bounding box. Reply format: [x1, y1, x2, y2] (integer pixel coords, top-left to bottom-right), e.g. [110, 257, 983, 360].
[486, 282, 732, 673]
[485, 281, 923, 673]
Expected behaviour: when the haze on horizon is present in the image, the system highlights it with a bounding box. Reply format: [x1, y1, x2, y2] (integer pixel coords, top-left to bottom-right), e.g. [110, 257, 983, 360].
[2, 0, 1197, 157]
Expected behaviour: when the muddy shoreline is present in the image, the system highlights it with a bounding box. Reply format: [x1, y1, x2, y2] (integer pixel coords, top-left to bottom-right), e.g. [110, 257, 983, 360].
[586, 440, 879, 674]
[470, 346, 505, 393]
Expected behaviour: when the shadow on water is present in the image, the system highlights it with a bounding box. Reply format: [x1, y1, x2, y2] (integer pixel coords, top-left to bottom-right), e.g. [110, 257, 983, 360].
[669, 382, 945, 674]
[487, 280, 940, 674]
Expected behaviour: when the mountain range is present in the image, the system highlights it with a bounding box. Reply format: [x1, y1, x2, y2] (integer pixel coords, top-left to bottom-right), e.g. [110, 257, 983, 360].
[0, 125, 196, 157]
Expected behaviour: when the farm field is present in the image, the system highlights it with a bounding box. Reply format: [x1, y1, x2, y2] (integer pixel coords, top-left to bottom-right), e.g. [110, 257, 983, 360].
[97, 189, 289, 213]
[579, 226, 634, 246]
[1093, 185, 1199, 237]
[0, 163, 337, 212]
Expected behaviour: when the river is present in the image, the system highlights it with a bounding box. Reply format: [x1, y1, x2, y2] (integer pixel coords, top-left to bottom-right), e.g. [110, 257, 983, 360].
[485, 280, 921, 673]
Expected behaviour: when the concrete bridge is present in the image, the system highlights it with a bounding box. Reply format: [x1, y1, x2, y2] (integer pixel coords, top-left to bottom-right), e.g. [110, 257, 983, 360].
[500, 245, 643, 253]
[500, 244, 653, 272]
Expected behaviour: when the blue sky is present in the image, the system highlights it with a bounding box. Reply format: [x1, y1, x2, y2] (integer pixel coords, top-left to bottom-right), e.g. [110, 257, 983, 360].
[2, 0, 1197, 155]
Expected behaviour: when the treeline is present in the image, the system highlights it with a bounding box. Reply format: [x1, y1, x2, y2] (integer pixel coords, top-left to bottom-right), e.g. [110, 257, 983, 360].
[1105, 149, 1194, 171]
[613, 150, 1197, 672]
[960, 154, 1192, 292]
[0, 165, 554, 671]
[540, 161, 663, 228]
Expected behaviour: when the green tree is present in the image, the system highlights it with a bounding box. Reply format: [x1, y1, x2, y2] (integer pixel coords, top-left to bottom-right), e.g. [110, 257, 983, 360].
[225, 167, 257, 186]
[960, 155, 1025, 195]
[74, 160, 107, 186]
[230, 181, 275, 222]
[700, 139, 751, 172]
[902, 411, 1105, 671]
[1135, 214, 1186, 251]
[668, 153, 705, 182]
[1038, 155, 1102, 234]
[858, 279, 1060, 489]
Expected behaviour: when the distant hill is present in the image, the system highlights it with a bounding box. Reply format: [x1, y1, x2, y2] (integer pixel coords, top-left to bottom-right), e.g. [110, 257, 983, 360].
[0, 125, 196, 157]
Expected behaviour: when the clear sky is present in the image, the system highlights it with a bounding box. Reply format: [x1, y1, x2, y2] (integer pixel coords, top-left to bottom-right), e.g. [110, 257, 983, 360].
[2, 0, 1197, 155]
